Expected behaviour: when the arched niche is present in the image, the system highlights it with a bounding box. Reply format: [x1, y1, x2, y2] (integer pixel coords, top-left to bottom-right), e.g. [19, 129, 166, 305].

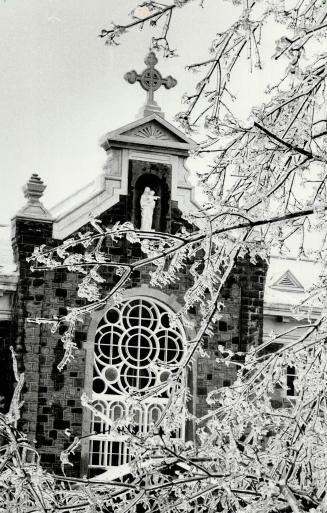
[128, 160, 171, 232]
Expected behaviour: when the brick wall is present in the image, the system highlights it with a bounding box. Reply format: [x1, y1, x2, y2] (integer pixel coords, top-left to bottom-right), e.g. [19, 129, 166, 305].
[0, 320, 14, 411]
[195, 256, 267, 419]
[11, 197, 267, 473]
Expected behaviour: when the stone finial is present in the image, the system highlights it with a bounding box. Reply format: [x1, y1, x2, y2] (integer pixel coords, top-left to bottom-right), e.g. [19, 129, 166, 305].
[14, 173, 52, 221]
[23, 174, 46, 203]
[124, 51, 177, 119]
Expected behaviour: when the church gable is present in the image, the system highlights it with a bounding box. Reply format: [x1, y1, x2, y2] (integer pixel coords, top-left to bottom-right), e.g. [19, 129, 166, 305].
[51, 118, 198, 240]
[8, 49, 268, 479]
[121, 120, 187, 144]
[100, 113, 194, 153]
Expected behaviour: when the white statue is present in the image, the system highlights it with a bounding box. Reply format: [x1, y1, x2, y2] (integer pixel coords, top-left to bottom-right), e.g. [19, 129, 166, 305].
[140, 187, 160, 231]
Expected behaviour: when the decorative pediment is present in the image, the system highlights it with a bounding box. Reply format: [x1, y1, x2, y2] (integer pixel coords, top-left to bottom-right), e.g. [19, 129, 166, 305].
[121, 121, 186, 144]
[99, 113, 195, 155]
[271, 270, 304, 291]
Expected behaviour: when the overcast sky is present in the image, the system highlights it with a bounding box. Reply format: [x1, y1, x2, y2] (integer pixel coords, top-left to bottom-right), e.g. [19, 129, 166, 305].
[0, 0, 285, 227]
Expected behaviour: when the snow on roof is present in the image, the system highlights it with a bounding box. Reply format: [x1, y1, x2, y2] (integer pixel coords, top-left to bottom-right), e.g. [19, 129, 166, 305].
[264, 255, 323, 310]
[50, 175, 104, 220]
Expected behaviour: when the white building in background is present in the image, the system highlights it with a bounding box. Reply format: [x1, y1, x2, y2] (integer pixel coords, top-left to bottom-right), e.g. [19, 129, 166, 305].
[0, 229, 17, 323]
[264, 255, 322, 399]
[264, 255, 322, 336]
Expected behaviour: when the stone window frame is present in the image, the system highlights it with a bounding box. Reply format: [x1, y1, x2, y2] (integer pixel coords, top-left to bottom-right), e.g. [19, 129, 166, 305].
[80, 286, 194, 477]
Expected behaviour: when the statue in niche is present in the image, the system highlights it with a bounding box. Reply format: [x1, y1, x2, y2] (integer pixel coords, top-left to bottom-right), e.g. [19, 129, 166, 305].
[140, 187, 160, 231]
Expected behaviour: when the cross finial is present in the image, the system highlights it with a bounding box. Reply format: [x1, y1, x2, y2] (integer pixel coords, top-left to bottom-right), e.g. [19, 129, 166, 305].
[124, 51, 177, 118]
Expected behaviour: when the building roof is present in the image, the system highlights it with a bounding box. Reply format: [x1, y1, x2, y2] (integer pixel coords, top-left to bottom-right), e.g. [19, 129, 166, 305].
[264, 255, 323, 316]
[50, 175, 104, 221]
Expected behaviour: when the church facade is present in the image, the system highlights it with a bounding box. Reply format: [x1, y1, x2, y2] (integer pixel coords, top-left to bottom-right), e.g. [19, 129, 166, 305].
[3, 53, 267, 476]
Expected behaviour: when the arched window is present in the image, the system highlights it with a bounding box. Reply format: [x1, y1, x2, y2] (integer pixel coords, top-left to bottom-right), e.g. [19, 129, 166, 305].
[90, 400, 107, 436]
[88, 297, 185, 473]
[148, 405, 163, 426]
[130, 405, 144, 434]
[110, 402, 125, 422]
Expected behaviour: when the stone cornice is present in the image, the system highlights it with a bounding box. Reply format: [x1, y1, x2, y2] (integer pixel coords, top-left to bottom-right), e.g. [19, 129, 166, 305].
[264, 302, 321, 319]
[102, 138, 190, 157]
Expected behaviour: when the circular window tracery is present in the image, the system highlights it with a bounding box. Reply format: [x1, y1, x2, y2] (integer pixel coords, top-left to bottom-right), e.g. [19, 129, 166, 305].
[93, 297, 185, 395]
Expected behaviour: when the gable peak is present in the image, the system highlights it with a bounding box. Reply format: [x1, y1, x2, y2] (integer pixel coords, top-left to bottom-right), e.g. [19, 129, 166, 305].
[121, 120, 185, 143]
[271, 270, 304, 291]
[99, 114, 195, 154]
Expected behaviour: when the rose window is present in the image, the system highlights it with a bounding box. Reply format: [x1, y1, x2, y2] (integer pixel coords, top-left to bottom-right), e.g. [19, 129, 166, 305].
[93, 297, 185, 396]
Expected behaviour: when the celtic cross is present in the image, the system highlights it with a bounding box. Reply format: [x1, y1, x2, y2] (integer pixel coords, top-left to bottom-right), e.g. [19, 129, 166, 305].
[124, 52, 177, 117]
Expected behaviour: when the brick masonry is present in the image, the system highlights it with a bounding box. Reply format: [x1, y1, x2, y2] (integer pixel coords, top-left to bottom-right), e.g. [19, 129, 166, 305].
[10, 193, 267, 474]
[0, 320, 14, 411]
[195, 256, 267, 418]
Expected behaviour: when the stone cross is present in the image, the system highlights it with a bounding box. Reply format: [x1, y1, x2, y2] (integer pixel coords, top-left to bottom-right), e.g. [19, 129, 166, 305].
[124, 52, 177, 117]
